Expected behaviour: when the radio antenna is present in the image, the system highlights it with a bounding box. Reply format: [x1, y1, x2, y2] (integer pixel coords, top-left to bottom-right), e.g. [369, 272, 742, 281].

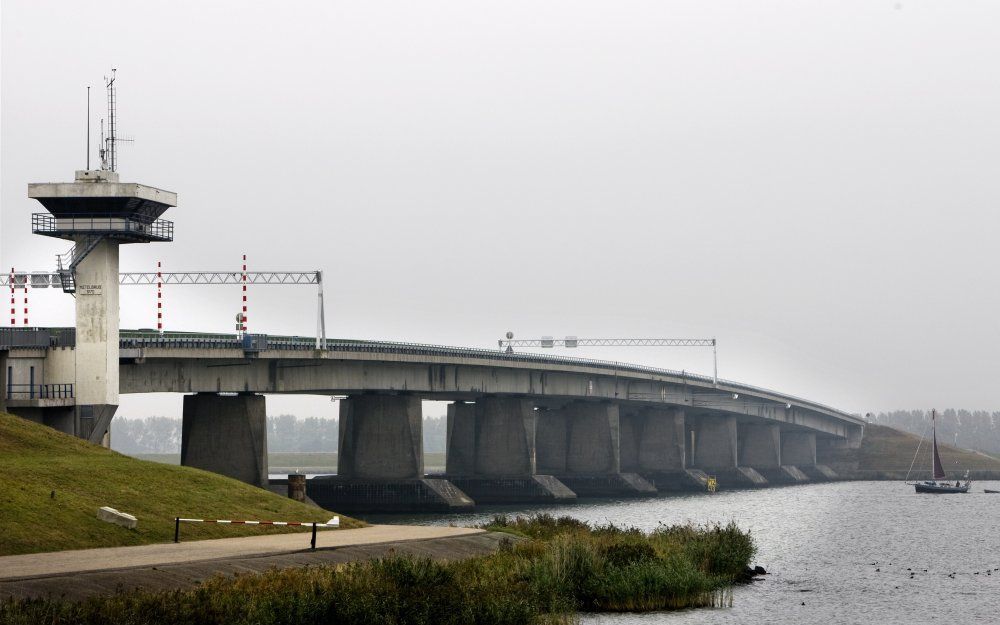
[106, 69, 117, 171]
[100, 69, 133, 172]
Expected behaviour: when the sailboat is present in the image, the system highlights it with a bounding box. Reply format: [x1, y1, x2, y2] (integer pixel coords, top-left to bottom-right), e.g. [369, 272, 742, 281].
[910, 410, 971, 494]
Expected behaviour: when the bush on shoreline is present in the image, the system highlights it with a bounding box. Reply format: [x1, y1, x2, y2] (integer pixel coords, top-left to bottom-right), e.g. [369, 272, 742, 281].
[0, 515, 755, 625]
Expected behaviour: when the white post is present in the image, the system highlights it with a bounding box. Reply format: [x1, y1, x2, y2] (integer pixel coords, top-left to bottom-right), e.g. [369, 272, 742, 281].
[316, 271, 327, 350]
[712, 338, 718, 386]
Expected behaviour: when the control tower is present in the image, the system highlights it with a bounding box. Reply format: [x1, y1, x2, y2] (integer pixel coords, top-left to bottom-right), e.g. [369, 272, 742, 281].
[26, 72, 177, 443]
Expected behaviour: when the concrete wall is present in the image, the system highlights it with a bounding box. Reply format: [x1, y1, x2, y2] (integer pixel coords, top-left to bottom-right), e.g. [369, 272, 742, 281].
[693, 415, 738, 469]
[621, 407, 686, 472]
[180, 393, 268, 487]
[536, 409, 568, 474]
[782, 431, 817, 466]
[473, 396, 536, 476]
[0, 351, 6, 412]
[739, 423, 781, 468]
[45, 348, 76, 386]
[74, 239, 119, 408]
[338, 395, 423, 479]
[565, 401, 620, 474]
[3, 355, 45, 391]
[445, 402, 476, 475]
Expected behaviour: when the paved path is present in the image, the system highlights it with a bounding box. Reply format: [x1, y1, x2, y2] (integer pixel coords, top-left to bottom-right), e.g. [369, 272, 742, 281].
[0, 525, 483, 581]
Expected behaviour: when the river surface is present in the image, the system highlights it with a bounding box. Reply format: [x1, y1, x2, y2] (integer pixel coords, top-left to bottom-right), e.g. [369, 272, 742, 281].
[362, 481, 1000, 624]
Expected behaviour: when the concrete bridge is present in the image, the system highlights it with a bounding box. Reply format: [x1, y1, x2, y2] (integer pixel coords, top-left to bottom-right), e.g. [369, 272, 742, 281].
[0, 166, 864, 511]
[2, 328, 863, 512]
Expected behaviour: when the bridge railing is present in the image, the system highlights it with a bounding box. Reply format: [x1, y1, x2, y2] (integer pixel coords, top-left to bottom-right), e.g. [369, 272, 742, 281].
[116, 330, 856, 420]
[0, 327, 76, 349]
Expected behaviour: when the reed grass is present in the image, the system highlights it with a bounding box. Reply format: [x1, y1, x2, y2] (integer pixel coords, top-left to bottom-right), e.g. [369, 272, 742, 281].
[0, 515, 755, 625]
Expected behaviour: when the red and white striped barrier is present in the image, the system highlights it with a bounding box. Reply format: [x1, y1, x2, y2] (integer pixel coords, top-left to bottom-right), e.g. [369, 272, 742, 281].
[173, 516, 340, 548]
[177, 517, 340, 527]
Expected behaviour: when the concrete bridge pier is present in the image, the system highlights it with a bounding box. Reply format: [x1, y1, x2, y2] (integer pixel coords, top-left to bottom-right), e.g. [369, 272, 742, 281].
[181, 393, 268, 488]
[538, 401, 656, 497]
[692, 415, 768, 488]
[309, 395, 473, 513]
[621, 407, 707, 491]
[782, 431, 837, 480]
[739, 423, 809, 484]
[445, 397, 575, 503]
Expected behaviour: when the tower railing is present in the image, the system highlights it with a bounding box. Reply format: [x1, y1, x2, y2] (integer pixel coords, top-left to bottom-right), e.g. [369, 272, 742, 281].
[32, 213, 174, 242]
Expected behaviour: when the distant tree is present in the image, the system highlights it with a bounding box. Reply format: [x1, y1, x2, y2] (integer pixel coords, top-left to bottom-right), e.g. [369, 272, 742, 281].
[872, 409, 1000, 455]
[424, 415, 447, 453]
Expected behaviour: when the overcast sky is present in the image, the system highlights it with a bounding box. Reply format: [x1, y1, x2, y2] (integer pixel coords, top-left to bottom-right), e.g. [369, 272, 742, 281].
[3, 1, 999, 419]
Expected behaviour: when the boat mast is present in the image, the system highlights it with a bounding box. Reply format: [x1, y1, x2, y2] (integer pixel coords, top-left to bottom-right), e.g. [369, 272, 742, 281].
[931, 409, 946, 481]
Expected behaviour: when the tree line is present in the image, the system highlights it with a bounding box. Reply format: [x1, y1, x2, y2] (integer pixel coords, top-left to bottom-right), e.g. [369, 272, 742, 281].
[871, 409, 1000, 455]
[110, 414, 448, 454]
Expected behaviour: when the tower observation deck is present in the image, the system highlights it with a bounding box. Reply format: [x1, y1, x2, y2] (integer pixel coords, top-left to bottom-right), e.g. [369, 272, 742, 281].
[20, 72, 178, 444]
[26, 169, 177, 443]
[29, 170, 176, 293]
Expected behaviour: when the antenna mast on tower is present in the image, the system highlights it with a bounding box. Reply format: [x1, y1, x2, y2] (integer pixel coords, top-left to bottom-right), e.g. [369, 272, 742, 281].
[98, 69, 132, 172]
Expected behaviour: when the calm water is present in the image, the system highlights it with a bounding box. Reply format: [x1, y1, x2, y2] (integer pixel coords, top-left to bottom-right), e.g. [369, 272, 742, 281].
[363, 481, 1000, 624]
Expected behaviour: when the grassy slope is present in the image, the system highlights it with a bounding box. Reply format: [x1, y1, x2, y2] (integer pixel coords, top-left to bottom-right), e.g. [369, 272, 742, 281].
[136, 451, 449, 473]
[0, 412, 362, 556]
[852, 423, 1000, 474]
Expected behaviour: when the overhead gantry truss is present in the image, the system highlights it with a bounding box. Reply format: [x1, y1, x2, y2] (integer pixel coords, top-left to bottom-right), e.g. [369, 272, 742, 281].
[119, 272, 320, 285]
[1, 270, 328, 349]
[497, 336, 719, 384]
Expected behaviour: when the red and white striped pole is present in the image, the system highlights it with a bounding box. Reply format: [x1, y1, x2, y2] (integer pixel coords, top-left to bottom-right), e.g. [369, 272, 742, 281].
[8, 268, 14, 326]
[22, 275, 28, 326]
[241, 254, 248, 335]
[157, 261, 163, 335]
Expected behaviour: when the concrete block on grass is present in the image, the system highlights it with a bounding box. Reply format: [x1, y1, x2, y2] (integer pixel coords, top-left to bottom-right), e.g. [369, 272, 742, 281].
[97, 506, 137, 529]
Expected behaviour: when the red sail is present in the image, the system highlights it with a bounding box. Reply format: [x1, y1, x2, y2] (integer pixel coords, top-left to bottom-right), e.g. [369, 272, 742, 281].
[932, 413, 946, 480]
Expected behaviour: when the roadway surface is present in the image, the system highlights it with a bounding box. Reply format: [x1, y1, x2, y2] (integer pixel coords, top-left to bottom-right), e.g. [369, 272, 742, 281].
[0, 525, 498, 601]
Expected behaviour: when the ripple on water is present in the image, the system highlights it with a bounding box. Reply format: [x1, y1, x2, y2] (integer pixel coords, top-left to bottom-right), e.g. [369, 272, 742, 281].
[364, 481, 1000, 625]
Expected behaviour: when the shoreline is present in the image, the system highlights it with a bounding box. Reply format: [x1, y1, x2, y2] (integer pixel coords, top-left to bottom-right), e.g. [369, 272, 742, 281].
[0, 528, 509, 602]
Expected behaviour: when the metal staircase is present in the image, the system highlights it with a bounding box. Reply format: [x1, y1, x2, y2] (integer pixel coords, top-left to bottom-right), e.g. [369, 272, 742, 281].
[55, 235, 105, 294]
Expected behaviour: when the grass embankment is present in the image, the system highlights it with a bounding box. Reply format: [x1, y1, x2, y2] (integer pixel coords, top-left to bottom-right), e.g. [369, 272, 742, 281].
[0, 412, 361, 556]
[0, 514, 755, 625]
[846, 423, 1000, 478]
[137, 451, 449, 473]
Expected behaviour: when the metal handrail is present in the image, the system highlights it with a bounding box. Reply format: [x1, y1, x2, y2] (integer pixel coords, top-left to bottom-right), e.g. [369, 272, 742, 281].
[5, 383, 74, 399]
[116, 330, 857, 421]
[32, 213, 174, 241]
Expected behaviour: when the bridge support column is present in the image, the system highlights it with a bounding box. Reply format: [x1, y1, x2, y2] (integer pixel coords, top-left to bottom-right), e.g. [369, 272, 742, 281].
[781, 431, 835, 480]
[622, 407, 706, 491]
[445, 398, 575, 503]
[181, 393, 268, 488]
[338, 395, 423, 480]
[536, 409, 568, 474]
[445, 402, 476, 476]
[693, 415, 767, 488]
[781, 431, 816, 466]
[740, 423, 808, 484]
[309, 395, 473, 513]
[546, 401, 655, 497]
